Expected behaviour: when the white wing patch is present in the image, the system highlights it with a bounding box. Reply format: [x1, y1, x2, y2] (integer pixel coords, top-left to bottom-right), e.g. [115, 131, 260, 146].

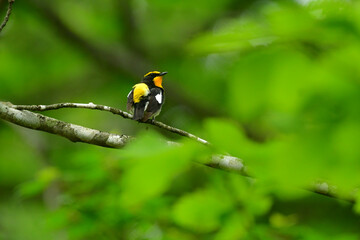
[127, 90, 132, 98]
[144, 101, 149, 111]
[155, 93, 162, 104]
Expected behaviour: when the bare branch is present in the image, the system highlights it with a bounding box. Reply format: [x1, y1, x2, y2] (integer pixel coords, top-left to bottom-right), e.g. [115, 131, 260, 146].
[0, 0, 14, 33]
[1, 101, 241, 172]
[0, 101, 355, 203]
[13, 102, 210, 145]
[207, 154, 249, 176]
[0, 102, 132, 148]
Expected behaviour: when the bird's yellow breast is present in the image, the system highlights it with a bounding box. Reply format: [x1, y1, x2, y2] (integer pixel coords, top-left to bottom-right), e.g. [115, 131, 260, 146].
[133, 83, 150, 103]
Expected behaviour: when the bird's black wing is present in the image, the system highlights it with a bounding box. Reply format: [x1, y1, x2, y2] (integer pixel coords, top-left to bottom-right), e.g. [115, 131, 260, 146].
[142, 88, 164, 121]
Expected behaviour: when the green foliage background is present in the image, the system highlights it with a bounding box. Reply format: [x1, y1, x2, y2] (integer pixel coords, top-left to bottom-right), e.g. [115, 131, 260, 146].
[1, 0, 360, 239]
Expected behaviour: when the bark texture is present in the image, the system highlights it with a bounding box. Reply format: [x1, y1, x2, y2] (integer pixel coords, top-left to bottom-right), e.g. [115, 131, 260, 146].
[0, 102, 132, 148]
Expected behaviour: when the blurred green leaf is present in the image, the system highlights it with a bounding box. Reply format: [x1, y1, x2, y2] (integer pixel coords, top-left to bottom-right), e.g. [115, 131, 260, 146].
[203, 118, 246, 157]
[172, 188, 233, 233]
[118, 131, 194, 209]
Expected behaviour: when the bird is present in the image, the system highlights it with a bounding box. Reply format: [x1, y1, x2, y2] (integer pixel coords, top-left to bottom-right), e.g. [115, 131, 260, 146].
[127, 71, 167, 122]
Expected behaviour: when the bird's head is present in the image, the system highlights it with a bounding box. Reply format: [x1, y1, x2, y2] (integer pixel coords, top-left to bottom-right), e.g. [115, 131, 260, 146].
[142, 71, 167, 88]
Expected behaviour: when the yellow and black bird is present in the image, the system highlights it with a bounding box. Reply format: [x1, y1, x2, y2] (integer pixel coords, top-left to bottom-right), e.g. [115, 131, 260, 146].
[127, 71, 167, 122]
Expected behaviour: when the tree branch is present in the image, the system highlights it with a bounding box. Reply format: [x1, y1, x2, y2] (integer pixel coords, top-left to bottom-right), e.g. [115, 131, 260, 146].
[0, 0, 14, 33]
[0, 102, 132, 148]
[13, 102, 210, 145]
[0, 101, 355, 203]
[0, 101, 244, 173]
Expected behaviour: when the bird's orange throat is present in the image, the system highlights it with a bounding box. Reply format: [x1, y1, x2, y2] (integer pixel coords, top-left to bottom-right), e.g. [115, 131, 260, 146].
[153, 76, 163, 88]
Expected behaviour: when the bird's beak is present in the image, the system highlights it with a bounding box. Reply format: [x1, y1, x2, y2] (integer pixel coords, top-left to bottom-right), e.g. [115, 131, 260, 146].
[159, 72, 168, 76]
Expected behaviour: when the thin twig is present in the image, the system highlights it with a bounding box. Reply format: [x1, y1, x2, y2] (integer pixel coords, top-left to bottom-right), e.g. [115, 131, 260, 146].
[13, 102, 210, 145]
[0, 0, 14, 33]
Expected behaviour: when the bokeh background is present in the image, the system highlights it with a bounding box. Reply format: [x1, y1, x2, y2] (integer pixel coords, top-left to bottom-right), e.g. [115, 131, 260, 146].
[1, 0, 360, 239]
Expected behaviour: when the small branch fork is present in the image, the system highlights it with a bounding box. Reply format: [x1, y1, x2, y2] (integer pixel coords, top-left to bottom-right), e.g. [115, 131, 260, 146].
[0, 0, 15, 33]
[0, 101, 355, 203]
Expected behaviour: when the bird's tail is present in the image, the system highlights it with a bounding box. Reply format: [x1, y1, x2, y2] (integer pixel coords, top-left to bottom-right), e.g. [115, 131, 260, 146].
[133, 102, 147, 121]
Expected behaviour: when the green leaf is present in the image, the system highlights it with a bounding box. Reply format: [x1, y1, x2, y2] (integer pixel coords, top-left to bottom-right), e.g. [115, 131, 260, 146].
[203, 118, 248, 157]
[172, 189, 233, 233]
[118, 131, 194, 209]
